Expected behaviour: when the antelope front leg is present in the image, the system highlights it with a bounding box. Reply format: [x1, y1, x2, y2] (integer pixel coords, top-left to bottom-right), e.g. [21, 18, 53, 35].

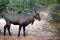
[23, 27, 25, 37]
[18, 25, 22, 37]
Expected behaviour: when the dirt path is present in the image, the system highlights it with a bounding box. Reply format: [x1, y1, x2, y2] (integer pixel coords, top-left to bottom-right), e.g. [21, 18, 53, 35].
[0, 35, 60, 40]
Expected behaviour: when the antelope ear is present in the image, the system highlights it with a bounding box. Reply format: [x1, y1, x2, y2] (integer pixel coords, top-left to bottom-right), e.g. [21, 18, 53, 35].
[32, 10, 37, 14]
[34, 10, 37, 13]
[34, 10, 40, 14]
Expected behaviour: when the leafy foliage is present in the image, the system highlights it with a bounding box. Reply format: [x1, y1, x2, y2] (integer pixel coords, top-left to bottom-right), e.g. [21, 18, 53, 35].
[52, 10, 60, 23]
[0, 0, 56, 13]
[0, 0, 9, 12]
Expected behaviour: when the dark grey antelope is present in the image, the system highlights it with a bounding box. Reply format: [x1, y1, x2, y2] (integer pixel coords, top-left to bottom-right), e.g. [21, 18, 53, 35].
[3, 11, 41, 37]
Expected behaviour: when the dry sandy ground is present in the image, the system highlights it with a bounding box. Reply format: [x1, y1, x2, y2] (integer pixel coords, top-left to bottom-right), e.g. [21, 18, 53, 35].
[0, 35, 60, 40]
